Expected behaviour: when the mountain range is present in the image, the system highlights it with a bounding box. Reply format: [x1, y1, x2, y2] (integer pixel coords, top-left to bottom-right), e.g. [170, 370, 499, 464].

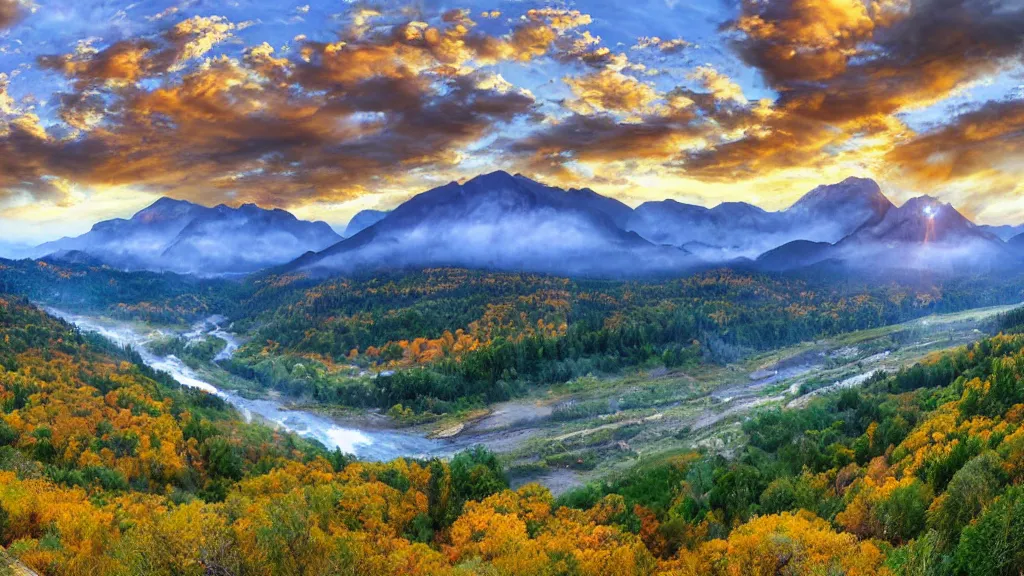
[287, 172, 1020, 278]
[289, 171, 694, 277]
[32, 199, 342, 275]
[13, 172, 1024, 278]
[759, 196, 1014, 274]
[624, 177, 893, 261]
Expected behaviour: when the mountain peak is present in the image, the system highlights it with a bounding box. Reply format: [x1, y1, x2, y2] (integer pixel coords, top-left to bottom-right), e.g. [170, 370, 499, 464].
[894, 196, 971, 229]
[132, 196, 205, 225]
[344, 209, 389, 237]
[783, 177, 894, 241]
[713, 201, 766, 215]
[838, 176, 880, 187]
[899, 195, 948, 211]
[146, 196, 193, 209]
[841, 193, 991, 247]
[465, 170, 518, 187]
[789, 177, 886, 211]
[238, 202, 266, 213]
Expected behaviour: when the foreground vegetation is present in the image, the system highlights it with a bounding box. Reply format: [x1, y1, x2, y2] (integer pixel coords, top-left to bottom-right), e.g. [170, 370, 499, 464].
[3, 286, 1024, 573]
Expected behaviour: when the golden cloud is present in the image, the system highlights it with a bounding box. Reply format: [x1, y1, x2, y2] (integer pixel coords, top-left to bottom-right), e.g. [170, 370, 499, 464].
[525, 8, 591, 31]
[689, 66, 747, 104]
[167, 16, 242, 70]
[887, 99, 1024, 184]
[0, 73, 17, 115]
[504, 108, 707, 184]
[39, 40, 158, 88]
[6, 1, 1023, 219]
[38, 15, 243, 89]
[6, 10, 543, 210]
[565, 69, 660, 114]
[680, 0, 1024, 179]
[732, 0, 875, 84]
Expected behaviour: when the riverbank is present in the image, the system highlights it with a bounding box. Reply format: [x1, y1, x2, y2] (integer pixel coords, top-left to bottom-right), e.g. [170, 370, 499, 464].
[45, 308, 452, 461]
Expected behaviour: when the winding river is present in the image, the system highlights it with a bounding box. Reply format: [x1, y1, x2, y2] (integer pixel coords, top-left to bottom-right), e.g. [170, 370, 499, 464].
[47, 309, 450, 461]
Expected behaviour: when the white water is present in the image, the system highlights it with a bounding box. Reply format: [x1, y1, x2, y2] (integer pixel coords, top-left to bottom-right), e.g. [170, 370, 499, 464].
[47, 309, 448, 461]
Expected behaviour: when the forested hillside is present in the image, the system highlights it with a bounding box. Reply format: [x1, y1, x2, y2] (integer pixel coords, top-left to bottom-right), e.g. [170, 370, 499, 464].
[224, 268, 1024, 414]
[0, 258, 240, 325]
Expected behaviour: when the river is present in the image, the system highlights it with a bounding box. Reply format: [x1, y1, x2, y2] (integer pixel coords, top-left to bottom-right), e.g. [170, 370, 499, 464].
[46, 309, 450, 462]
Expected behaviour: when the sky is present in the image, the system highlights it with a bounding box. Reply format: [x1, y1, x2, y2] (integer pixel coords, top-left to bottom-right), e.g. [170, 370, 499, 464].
[0, 0, 1022, 243]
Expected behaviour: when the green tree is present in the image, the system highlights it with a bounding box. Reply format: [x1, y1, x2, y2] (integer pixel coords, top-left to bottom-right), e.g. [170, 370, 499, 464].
[955, 485, 1024, 576]
[204, 437, 244, 481]
[450, 446, 507, 506]
[928, 451, 1005, 549]
[877, 480, 931, 544]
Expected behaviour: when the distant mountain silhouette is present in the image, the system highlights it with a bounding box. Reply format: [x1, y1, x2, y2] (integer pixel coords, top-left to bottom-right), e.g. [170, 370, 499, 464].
[981, 224, 1024, 241]
[626, 177, 893, 260]
[562, 186, 634, 228]
[761, 196, 1017, 273]
[35, 198, 341, 275]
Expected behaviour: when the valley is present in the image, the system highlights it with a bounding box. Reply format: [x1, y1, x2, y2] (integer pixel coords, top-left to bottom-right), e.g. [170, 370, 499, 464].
[48, 295, 1019, 496]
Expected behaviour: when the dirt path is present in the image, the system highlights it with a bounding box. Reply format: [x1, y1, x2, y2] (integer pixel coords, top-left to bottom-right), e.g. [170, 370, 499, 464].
[550, 413, 664, 442]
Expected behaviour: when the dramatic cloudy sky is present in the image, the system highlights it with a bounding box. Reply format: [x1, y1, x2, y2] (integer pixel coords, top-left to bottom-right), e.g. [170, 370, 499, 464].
[0, 0, 1022, 242]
